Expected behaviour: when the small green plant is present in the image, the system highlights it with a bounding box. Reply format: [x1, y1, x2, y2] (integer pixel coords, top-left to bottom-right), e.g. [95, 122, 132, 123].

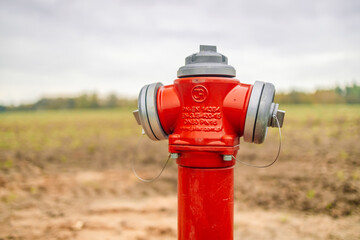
[339, 150, 349, 160]
[60, 155, 68, 163]
[326, 203, 333, 209]
[352, 171, 359, 181]
[1, 159, 13, 169]
[234, 223, 240, 229]
[280, 215, 288, 223]
[30, 186, 38, 195]
[306, 189, 316, 199]
[336, 171, 345, 181]
[87, 144, 96, 154]
[3, 192, 17, 204]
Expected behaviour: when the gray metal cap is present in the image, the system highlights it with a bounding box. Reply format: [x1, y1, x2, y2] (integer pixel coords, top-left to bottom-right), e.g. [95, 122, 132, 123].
[134, 82, 168, 141]
[243, 81, 285, 144]
[177, 45, 236, 78]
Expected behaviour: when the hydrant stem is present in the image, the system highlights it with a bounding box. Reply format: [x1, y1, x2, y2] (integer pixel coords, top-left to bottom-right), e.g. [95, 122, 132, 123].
[178, 164, 234, 240]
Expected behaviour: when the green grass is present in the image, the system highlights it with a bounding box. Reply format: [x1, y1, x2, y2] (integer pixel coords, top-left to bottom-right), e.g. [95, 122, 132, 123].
[0, 108, 143, 169]
[1, 105, 359, 168]
[0, 108, 140, 151]
[281, 104, 360, 123]
[1, 104, 359, 153]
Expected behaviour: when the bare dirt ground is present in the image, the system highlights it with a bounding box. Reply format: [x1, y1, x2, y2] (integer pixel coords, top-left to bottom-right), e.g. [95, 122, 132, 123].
[0, 168, 359, 240]
[0, 106, 360, 239]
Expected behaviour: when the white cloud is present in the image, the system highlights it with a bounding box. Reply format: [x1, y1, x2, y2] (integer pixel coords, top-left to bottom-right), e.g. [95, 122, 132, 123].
[0, 0, 359, 104]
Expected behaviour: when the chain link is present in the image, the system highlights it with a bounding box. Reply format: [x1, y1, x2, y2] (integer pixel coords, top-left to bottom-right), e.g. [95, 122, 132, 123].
[234, 115, 282, 168]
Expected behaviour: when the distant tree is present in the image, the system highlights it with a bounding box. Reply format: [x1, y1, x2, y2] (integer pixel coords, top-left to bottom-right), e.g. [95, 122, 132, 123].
[75, 94, 90, 108]
[313, 90, 344, 104]
[335, 86, 344, 96]
[275, 82, 360, 104]
[66, 98, 76, 109]
[89, 93, 99, 108]
[16, 103, 35, 111]
[344, 83, 360, 104]
[3, 82, 357, 112]
[276, 91, 312, 104]
[106, 93, 118, 108]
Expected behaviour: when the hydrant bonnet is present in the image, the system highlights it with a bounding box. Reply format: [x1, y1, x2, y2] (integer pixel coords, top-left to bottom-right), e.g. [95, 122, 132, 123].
[177, 45, 236, 78]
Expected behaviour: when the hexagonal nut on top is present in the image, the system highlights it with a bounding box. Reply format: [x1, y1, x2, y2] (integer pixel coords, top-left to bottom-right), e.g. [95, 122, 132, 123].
[177, 45, 236, 78]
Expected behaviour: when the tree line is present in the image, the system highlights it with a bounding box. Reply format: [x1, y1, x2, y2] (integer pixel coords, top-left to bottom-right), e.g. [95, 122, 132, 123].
[275, 83, 360, 104]
[0, 93, 137, 112]
[0, 83, 359, 112]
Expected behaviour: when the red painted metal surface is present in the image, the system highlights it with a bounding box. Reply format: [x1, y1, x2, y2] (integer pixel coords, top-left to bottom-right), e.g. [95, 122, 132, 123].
[178, 165, 234, 240]
[157, 77, 252, 165]
[156, 76, 252, 239]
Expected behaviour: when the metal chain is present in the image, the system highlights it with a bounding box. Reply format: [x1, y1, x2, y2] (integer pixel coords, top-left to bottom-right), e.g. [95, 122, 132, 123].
[131, 135, 171, 182]
[234, 115, 282, 168]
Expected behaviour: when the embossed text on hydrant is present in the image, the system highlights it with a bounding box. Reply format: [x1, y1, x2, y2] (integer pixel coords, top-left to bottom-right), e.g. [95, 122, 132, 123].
[180, 106, 222, 132]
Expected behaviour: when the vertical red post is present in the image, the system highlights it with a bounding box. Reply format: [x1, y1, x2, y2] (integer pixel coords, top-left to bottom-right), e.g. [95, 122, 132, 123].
[178, 164, 234, 240]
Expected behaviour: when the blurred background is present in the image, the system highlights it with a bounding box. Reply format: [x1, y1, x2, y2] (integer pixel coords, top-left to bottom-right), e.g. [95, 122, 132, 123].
[0, 0, 359, 239]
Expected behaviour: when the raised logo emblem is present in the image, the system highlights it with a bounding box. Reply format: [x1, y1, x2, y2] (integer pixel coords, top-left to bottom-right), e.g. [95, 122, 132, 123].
[192, 85, 208, 102]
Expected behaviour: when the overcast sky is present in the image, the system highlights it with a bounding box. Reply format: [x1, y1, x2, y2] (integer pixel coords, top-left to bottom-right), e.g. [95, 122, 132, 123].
[0, 0, 359, 104]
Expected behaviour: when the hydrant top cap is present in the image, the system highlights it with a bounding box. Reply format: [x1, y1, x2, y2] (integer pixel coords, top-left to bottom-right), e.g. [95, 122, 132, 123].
[177, 45, 236, 78]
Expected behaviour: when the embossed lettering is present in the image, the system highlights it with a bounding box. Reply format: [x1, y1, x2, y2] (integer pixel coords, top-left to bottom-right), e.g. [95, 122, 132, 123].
[181, 105, 222, 132]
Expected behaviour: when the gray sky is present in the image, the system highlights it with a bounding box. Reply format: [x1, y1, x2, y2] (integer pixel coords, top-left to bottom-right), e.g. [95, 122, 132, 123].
[1, 0, 359, 105]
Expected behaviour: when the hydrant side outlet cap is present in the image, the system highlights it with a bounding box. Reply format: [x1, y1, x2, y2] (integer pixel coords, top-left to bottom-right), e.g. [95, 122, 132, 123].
[244, 81, 276, 144]
[254, 82, 275, 144]
[243, 81, 265, 143]
[137, 82, 168, 141]
[177, 45, 236, 78]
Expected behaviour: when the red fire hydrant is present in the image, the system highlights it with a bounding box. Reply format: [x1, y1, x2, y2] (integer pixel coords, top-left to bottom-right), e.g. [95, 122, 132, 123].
[133, 45, 285, 240]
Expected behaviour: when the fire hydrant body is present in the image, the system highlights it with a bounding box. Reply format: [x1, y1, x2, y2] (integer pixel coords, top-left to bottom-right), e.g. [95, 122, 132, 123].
[159, 77, 250, 239]
[133, 45, 285, 240]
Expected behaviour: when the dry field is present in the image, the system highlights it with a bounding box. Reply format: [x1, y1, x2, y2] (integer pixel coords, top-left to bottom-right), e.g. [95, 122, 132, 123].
[0, 105, 359, 240]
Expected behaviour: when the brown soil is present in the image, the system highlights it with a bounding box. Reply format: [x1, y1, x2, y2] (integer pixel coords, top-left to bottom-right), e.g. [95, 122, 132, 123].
[0, 168, 359, 240]
[1, 106, 360, 239]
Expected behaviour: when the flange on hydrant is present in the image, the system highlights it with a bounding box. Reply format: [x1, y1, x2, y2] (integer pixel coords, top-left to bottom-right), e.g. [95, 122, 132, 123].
[133, 45, 285, 240]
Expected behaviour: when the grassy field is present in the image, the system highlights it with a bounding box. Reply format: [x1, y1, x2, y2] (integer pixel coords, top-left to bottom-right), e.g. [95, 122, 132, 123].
[0, 108, 144, 169]
[0, 105, 359, 239]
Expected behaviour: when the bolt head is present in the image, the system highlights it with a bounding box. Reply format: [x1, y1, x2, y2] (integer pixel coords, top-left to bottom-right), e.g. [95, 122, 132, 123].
[223, 155, 233, 161]
[170, 153, 179, 159]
